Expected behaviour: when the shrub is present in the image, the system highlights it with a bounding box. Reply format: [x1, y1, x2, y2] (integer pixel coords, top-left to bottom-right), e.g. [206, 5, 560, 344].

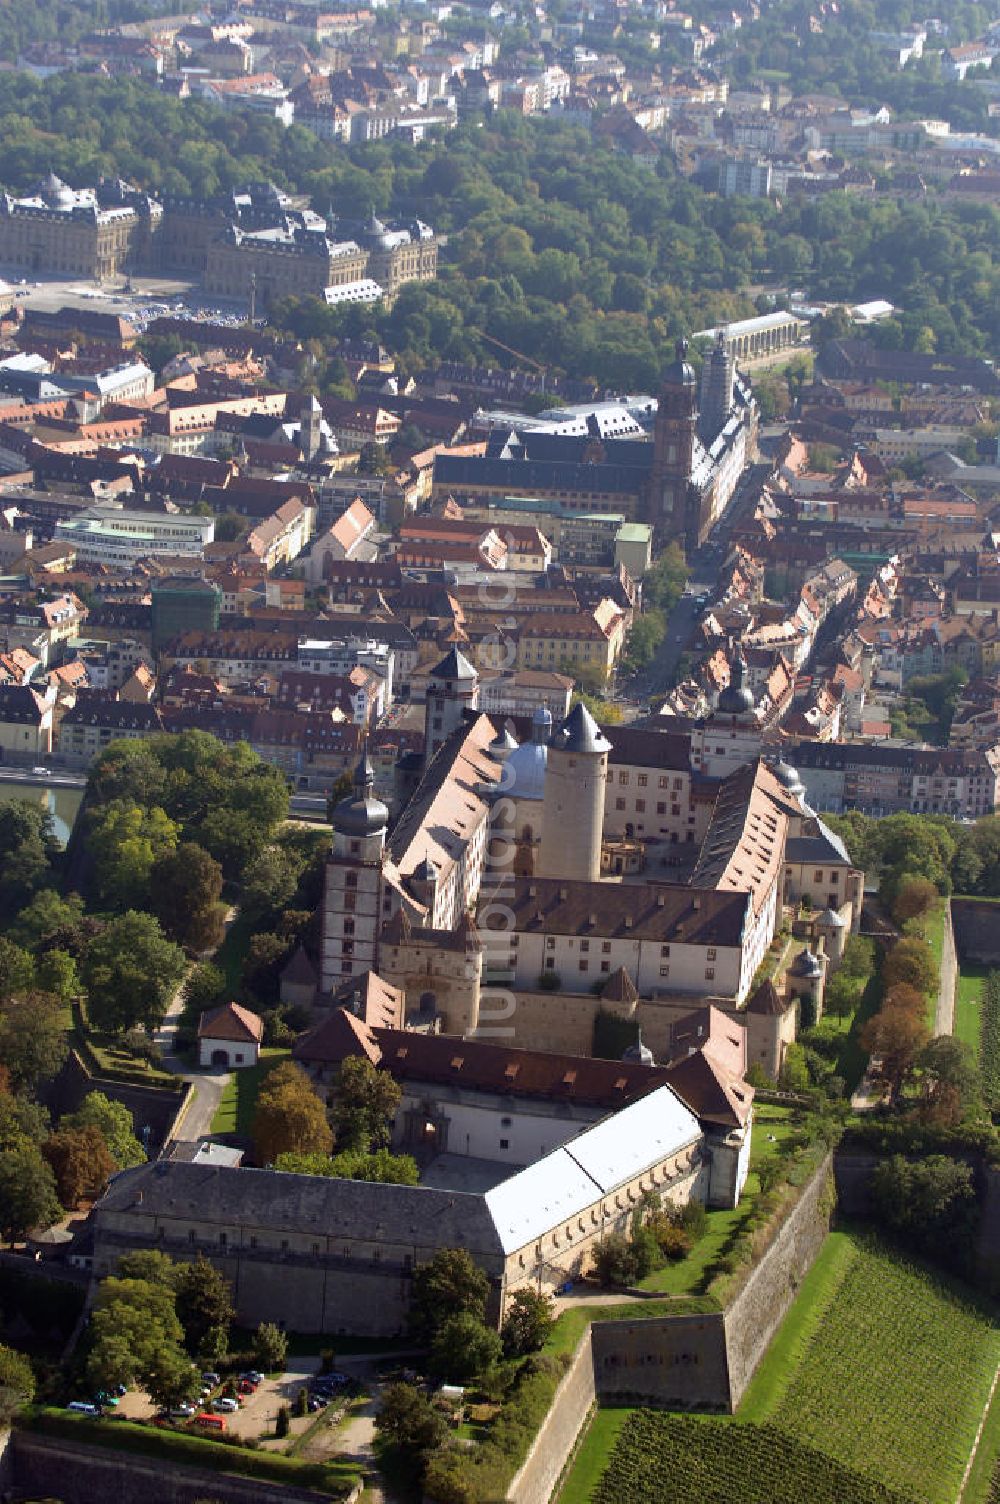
[656, 1223, 692, 1261]
[275, 1405, 290, 1439]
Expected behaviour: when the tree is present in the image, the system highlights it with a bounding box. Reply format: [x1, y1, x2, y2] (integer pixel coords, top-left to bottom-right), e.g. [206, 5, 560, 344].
[66, 1091, 145, 1169]
[42, 1125, 114, 1207]
[184, 962, 226, 1016]
[0, 1143, 61, 1244]
[0, 1093, 48, 1152]
[914, 1036, 980, 1125]
[0, 938, 35, 1001]
[275, 1405, 290, 1438]
[376, 1381, 448, 1460]
[35, 948, 79, 1001]
[869, 1154, 976, 1261]
[861, 993, 930, 1096]
[252, 1322, 288, 1373]
[0, 800, 58, 922]
[252, 1063, 333, 1164]
[9, 889, 88, 955]
[331, 1056, 401, 1152]
[591, 1232, 637, 1287]
[0, 992, 68, 1091]
[88, 800, 179, 910]
[146, 1345, 201, 1411]
[174, 1255, 235, 1353]
[275, 1148, 419, 1184]
[501, 1288, 554, 1357]
[643, 542, 689, 612]
[409, 1248, 490, 1345]
[149, 843, 225, 952]
[87, 1274, 189, 1399]
[429, 1312, 502, 1382]
[0, 1343, 35, 1421]
[882, 937, 938, 996]
[80, 911, 186, 1035]
[116, 1250, 179, 1286]
[890, 876, 938, 925]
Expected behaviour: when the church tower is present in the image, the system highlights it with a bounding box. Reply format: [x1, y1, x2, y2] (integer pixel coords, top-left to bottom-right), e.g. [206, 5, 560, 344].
[698, 330, 735, 444]
[424, 647, 480, 769]
[539, 702, 611, 883]
[320, 746, 388, 993]
[650, 338, 698, 543]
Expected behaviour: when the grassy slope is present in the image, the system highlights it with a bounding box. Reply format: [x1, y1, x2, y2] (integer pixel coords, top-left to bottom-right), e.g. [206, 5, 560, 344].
[210, 1048, 291, 1136]
[555, 1408, 631, 1504]
[564, 1232, 1000, 1504]
[956, 964, 989, 1058]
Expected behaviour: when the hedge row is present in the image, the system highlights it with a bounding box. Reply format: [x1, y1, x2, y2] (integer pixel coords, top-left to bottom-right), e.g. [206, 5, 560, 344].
[21, 1409, 356, 1497]
[981, 971, 1000, 1114]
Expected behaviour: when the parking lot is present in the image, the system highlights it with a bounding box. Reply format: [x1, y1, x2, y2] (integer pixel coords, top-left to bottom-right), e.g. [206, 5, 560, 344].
[113, 1356, 337, 1442]
[2, 270, 252, 332]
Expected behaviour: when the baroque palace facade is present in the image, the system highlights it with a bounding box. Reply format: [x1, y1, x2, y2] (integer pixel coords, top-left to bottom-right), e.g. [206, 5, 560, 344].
[0, 176, 438, 305]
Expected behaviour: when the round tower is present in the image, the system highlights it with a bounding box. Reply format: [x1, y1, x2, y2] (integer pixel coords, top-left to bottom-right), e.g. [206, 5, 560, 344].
[539, 701, 611, 884]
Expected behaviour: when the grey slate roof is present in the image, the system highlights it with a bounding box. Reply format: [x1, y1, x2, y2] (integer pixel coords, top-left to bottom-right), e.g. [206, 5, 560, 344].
[98, 1160, 506, 1259]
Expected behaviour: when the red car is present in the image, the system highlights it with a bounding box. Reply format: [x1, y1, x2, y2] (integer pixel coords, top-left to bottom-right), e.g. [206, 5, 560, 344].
[238, 1379, 257, 1395]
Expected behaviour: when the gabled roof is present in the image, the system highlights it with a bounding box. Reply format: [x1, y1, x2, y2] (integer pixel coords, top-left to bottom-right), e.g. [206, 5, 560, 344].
[663, 1047, 754, 1129]
[293, 1007, 381, 1067]
[197, 1001, 263, 1043]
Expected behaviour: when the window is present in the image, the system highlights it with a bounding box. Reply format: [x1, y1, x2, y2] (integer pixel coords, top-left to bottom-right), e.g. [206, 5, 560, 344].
[707, 948, 717, 961]
[636, 800, 645, 813]
[601, 960, 610, 972]
[602, 941, 611, 953]
[345, 872, 357, 889]
[579, 960, 589, 972]
[637, 774, 647, 787]
[616, 797, 626, 811]
[657, 802, 666, 815]
[814, 870, 824, 883]
[660, 965, 670, 977]
[619, 771, 628, 785]
[546, 936, 555, 949]
[660, 944, 670, 957]
[343, 919, 355, 935]
[705, 967, 715, 981]
[350, 840, 360, 855]
[500, 1138, 509, 1150]
[659, 775, 668, 788]
[545, 957, 555, 969]
[581, 940, 589, 953]
[501, 1116, 512, 1126]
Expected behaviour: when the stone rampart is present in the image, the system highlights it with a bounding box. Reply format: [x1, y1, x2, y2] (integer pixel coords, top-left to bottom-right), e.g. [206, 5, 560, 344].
[506, 1337, 596, 1504]
[8, 1433, 346, 1504]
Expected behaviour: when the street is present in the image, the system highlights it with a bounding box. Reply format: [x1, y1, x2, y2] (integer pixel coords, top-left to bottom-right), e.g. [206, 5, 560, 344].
[633, 460, 773, 699]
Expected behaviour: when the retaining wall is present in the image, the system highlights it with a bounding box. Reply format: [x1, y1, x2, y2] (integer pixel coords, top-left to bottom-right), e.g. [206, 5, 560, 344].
[723, 1153, 833, 1406]
[8, 1433, 345, 1504]
[506, 1336, 596, 1504]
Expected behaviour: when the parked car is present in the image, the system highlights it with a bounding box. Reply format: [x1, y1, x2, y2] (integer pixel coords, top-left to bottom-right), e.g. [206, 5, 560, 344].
[67, 1401, 99, 1416]
[212, 1397, 239, 1414]
[241, 1370, 264, 1385]
[169, 1403, 196, 1418]
[201, 1372, 221, 1386]
[192, 1413, 226, 1432]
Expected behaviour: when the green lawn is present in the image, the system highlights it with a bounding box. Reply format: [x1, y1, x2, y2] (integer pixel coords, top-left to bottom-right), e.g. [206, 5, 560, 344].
[556, 1407, 631, 1504]
[636, 1105, 798, 1297]
[212, 910, 257, 996]
[956, 964, 990, 1058]
[912, 900, 946, 1030]
[210, 1048, 291, 1136]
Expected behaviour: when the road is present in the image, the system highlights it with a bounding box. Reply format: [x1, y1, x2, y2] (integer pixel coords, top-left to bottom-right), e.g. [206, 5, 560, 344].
[152, 907, 239, 1146]
[632, 460, 773, 699]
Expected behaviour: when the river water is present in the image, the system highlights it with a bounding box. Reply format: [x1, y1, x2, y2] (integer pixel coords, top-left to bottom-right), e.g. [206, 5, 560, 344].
[0, 778, 83, 846]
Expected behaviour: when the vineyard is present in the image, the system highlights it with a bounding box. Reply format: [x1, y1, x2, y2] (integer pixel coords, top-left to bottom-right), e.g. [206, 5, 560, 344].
[579, 1235, 1000, 1504]
[591, 1415, 916, 1504]
[980, 970, 1000, 1111]
[766, 1237, 1000, 1503]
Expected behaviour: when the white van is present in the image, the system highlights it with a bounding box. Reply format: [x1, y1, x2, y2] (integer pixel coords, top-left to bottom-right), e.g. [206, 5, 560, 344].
[67, 1401, 99, 1415]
